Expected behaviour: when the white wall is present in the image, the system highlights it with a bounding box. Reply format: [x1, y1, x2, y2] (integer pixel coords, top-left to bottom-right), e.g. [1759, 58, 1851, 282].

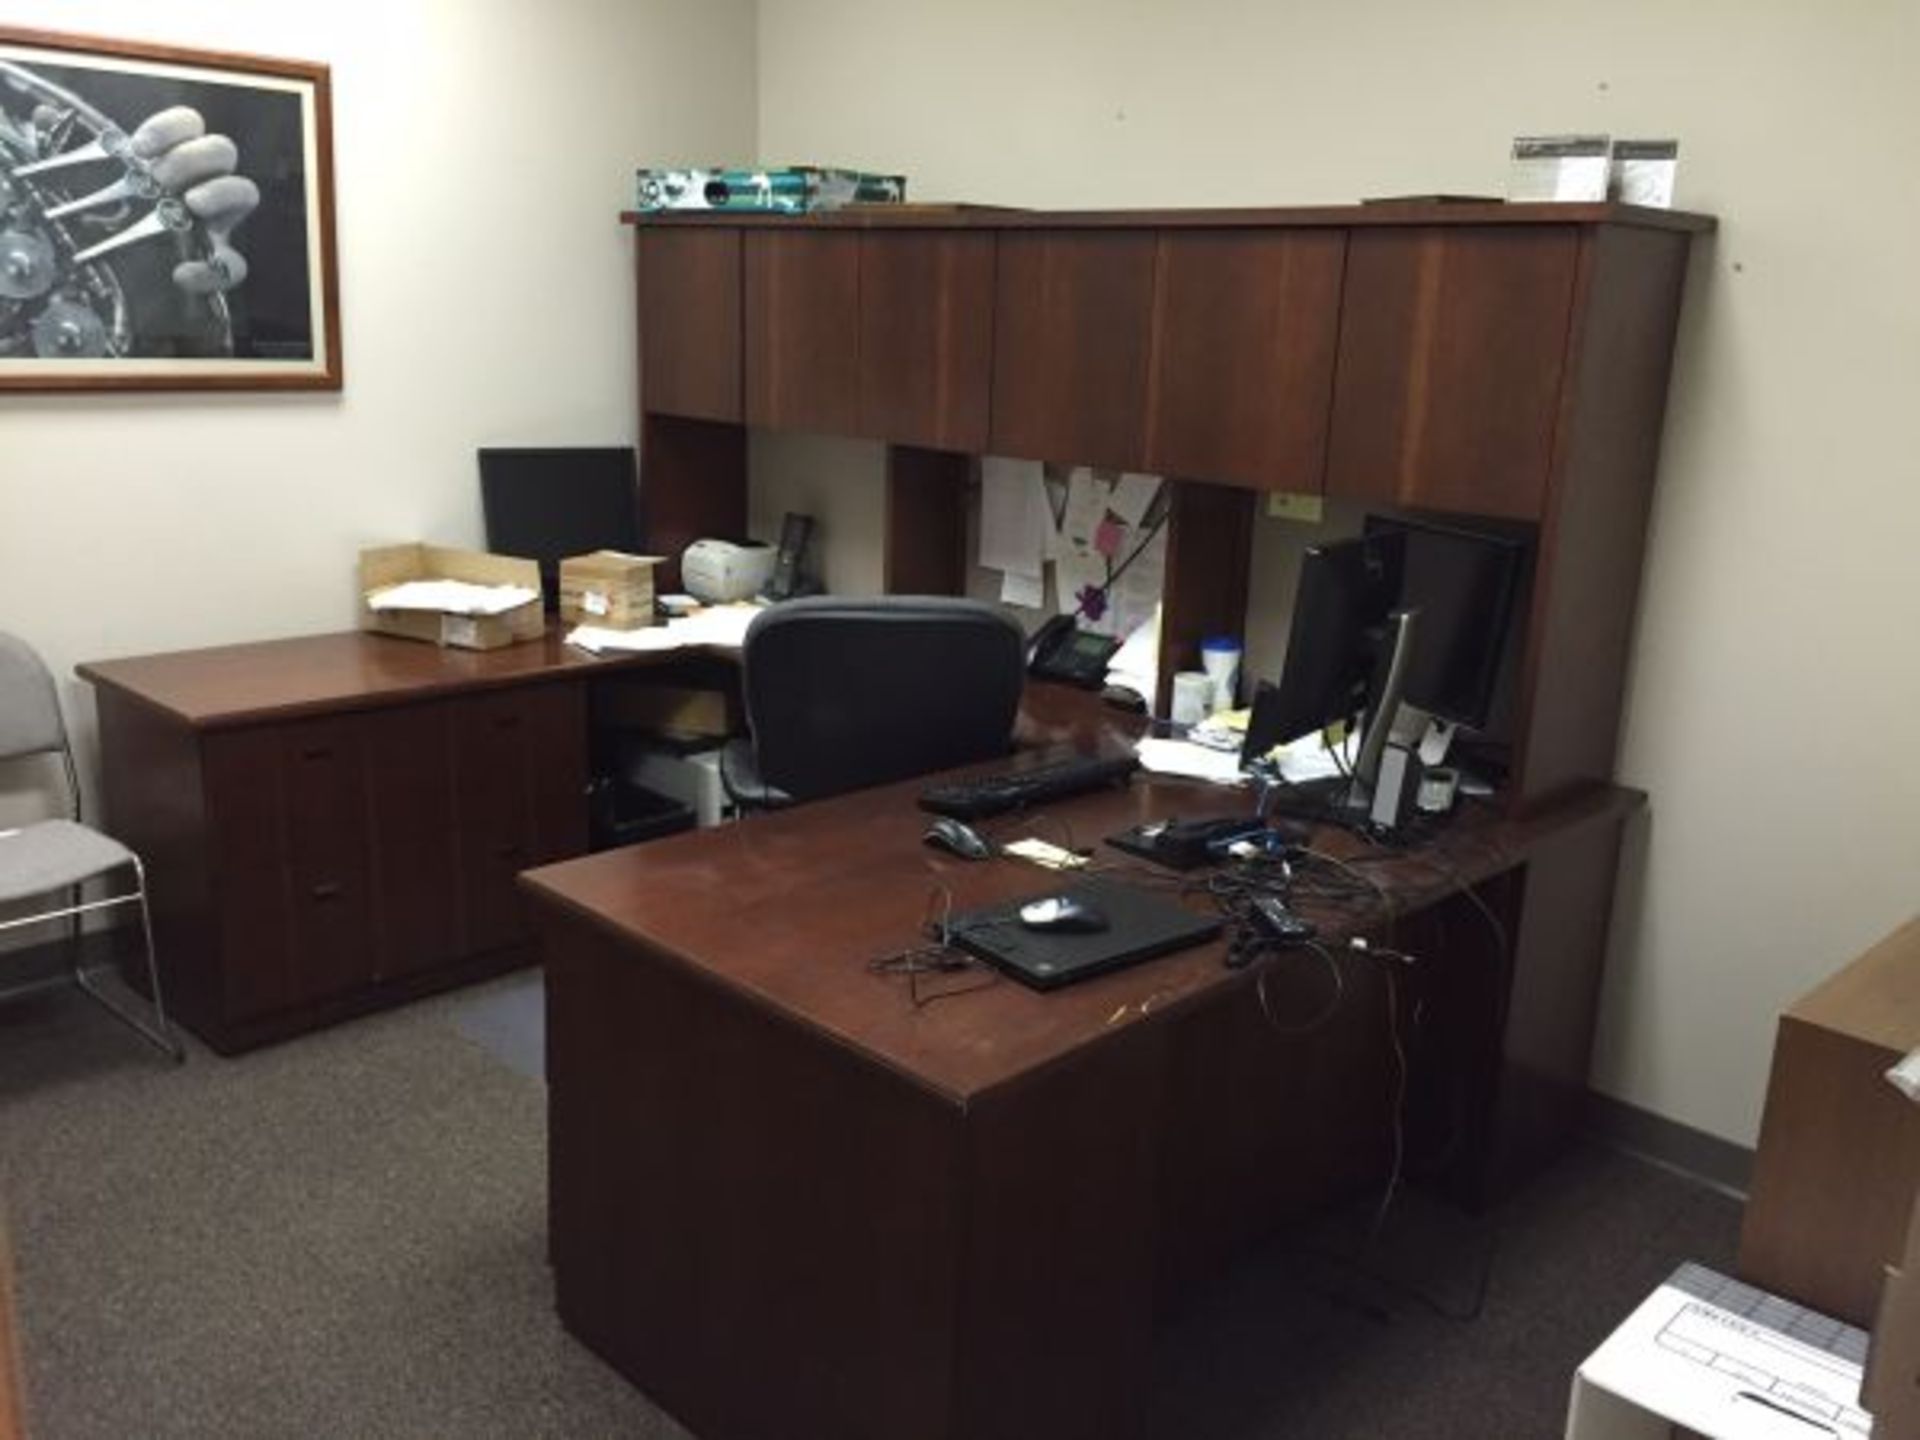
[0, 0, 756, 781]
[747, 431, 885, 595]
[755, 0, 1920, 1146]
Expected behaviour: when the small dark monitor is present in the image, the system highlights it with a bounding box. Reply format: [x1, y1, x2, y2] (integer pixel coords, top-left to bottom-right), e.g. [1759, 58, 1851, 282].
[1241, 529, 1405, 764]
[478, 447, 641, 612]
[1362, 515, 1525, 730]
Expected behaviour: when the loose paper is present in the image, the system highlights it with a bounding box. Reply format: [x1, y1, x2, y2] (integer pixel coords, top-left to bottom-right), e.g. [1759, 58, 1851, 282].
[567, 603, 760, 655]
[980, 457, 1047, 577]
[1134, 737, 1249, 786]
[1103, 605, 1160, 703]
[1108, 523, 1167, 639]
[365, 579, 538, 616]
[1109, 473, 1161, 527]
[1002, 838, 1090, 871]
[999, 569, 1046, 608]
[1040, 474, 1065, 560]
[1055, 547, 1108, 623]
[1060, 469, 1110, 550]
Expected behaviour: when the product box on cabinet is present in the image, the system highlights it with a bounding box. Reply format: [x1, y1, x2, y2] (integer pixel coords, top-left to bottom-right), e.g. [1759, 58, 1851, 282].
[559, 550, 662, 630]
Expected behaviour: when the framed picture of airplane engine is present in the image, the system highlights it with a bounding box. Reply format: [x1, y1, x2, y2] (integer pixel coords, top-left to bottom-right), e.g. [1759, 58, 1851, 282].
[0, 27, 340, 391]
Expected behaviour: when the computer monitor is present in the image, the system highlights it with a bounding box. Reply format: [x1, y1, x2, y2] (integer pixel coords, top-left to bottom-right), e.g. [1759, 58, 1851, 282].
[1241, 528, 1406, 766]
[478, 447, 641, 613]
[1361, 514, 1525, 731]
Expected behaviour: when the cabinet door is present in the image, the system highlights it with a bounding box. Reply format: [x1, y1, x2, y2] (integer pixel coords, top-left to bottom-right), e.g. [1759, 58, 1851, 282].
[1144, 229, 1346, 492]
[638, 228, 742, 422]
[858, 231, 995, 451]
[452, 684, 587, 955]
[744, 231, 862, 434]
[362, 703, 460, 981]
[279, 718, 376, 1003]
[989, 230, 1156, 471]
[204, 720, 375, 1023]
[203, 728, 294, 1023]
[1325, 226, 1579, 520]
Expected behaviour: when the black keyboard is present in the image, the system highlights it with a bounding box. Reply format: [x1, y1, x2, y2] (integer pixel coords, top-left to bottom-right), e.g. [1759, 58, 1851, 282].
[918, 755, 1140, 820]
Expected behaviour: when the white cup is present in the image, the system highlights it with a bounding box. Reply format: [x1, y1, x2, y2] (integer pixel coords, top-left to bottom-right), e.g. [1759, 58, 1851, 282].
[1200, 636, 1242, 712]
[1171, 671, 1213, 727]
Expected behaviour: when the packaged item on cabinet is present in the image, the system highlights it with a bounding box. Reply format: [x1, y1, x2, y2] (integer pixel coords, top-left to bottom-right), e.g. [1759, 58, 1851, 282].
[634, 166, 905, 214]
[1609, 139, 1679, 208]
[559, 550, 663, 630]
[1506, 135, 1611, 202]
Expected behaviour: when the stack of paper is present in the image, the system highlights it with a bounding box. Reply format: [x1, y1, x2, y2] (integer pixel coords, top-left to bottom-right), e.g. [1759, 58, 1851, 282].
[567, 603, 761, 655]
[365, 579, 539, 616]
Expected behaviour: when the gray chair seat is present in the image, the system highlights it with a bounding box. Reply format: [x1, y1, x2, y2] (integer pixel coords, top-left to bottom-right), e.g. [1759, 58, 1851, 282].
[0, 630, 180, 1060]
[0, 819, 138, 903]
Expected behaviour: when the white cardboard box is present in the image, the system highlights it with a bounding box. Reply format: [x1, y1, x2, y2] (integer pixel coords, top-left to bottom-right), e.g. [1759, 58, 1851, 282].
[1566, 1264, 1871, 1440]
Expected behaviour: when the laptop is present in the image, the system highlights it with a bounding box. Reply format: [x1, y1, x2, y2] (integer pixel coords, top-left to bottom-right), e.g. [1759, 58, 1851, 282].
[945, 877, 1223, 991]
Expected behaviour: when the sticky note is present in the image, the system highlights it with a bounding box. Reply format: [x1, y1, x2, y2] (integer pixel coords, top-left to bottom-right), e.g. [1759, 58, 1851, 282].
[1266, 491, 1326, 524]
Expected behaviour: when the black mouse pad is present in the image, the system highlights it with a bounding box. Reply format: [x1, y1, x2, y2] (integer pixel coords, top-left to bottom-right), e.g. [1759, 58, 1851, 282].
[945, 878, 1223, 991]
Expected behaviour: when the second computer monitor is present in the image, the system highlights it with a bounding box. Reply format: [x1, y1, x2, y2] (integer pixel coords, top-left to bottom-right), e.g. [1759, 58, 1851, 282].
[1241, 528, 1405, 764]
[1361, 514, 1525, 731]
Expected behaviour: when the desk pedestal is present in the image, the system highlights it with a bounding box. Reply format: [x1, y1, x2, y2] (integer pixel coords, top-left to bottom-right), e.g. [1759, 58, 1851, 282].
[533, 770, 1638, 1440]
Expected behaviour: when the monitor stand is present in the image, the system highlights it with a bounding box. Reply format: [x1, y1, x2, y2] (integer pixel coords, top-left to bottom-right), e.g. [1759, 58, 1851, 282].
[1252, 609, 1420, 826]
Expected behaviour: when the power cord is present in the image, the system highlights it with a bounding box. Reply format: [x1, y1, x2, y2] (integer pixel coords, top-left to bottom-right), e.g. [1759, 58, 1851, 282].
[865, 884, 1001, 1008]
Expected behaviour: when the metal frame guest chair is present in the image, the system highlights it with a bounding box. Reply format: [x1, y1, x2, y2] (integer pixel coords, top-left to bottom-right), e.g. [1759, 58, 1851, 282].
[721, 596, 1026, 810]
[0, 633, 181, 1060]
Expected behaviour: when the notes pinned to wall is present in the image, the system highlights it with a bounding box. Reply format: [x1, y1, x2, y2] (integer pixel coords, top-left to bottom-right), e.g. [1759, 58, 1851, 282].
[1060, 469, 1110, 551]
[980, 457, 1049, 579]
[999, 569, 1046, 608]
[975, 458, 1166, 636]
[1109, 473, 1161, 527]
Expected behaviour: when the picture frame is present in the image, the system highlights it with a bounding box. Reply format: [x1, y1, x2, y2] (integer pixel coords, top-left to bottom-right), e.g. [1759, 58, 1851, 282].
[0, 26, 340, 391]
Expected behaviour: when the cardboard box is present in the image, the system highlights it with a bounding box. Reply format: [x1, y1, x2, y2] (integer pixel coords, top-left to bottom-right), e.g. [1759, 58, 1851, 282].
[359, 543, 545, 651]
[593, 679, 732, 741]
[1741, 915, 1920, 1328]
[1565, 1263, 1872, 1439]
[559, 550, 662, 630]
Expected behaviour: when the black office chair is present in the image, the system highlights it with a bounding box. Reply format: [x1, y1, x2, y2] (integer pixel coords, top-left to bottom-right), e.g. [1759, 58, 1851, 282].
[722, 596, 1025, 809]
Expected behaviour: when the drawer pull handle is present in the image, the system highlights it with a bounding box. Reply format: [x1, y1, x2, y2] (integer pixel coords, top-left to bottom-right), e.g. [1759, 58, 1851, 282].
[311, 882, 344, 901]
[300, 746, 333, 761]
[495, 844, 523, 861]
[493, 714, 521, 731]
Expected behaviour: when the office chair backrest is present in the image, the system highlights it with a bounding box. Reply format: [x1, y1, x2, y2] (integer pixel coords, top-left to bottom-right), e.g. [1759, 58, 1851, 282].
[742, 596, 1025, 803]
[0, 632, 66, 763]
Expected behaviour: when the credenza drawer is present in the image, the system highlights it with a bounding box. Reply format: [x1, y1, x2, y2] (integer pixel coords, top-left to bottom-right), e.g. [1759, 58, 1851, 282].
[196, 681, 587, 1028]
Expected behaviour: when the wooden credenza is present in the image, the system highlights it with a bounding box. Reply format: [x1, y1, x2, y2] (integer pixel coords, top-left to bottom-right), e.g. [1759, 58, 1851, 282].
[77, 632, 656, 1054]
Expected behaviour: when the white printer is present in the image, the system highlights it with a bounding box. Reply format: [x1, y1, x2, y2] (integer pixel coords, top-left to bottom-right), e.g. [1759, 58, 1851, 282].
[681, 538, 775, 604]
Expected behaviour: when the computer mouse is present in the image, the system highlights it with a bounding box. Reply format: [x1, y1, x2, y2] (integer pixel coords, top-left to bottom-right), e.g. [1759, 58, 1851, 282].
[923, 816, 993, 861]
[1017, 895, 1110, 933]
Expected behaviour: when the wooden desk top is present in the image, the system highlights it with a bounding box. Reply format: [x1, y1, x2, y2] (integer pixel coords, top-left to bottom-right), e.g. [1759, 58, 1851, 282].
[522, 722, 1641, 1107]
[77, 630, 721, 729]
[622, 200, 1716, 236]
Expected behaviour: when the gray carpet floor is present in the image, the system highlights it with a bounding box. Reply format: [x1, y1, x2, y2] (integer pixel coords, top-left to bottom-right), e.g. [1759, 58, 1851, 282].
[0, 973, 1742, 1440]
